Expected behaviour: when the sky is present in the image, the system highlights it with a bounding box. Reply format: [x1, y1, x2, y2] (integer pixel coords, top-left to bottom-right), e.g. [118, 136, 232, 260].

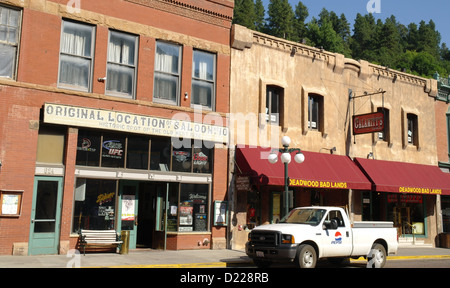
[262, 0, 450, 46]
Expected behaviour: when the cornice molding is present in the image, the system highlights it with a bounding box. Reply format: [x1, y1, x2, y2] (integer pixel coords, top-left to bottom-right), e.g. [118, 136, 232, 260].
[125, 0, 233, 27]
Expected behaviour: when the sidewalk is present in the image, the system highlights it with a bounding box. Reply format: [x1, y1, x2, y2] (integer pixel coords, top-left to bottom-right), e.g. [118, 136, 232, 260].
[0, 247, 449, 268]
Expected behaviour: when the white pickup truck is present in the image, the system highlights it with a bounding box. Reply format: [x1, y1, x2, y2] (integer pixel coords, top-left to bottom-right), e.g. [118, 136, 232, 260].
[246, 206, 398, 268]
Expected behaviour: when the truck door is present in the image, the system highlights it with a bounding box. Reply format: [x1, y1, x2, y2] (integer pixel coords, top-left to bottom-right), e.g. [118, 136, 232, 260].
[321, 210, 352, 257]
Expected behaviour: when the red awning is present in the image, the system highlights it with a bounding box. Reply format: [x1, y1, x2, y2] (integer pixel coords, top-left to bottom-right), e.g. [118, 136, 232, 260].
[354, 158, 450, 195]
[235, 146, 372, 190]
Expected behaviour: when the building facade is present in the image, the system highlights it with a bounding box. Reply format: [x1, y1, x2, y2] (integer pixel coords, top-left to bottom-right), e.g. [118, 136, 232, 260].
[228, 25, 450, 250]
[435, 73, 450, 241]
[0, 0, 233, 255]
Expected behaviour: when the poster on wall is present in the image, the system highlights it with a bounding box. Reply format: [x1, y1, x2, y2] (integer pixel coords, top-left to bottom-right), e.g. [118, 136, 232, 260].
[0, 190, 23, 217]
[180, 206, 193, 226]
[213, 201, 228, 226]
[121, 195, 135, 221]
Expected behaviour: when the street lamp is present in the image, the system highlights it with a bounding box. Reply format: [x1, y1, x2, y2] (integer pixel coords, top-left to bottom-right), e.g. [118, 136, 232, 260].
[268, 136, 305, 217]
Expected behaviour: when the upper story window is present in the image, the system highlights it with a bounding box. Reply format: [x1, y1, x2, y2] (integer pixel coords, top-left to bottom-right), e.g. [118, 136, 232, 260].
[407, 113, 418, 146]
[106, 30, 138, 99]
[266, 85, 282, 124]
[0, 5, 21, 79]
[154, 41, 181, 105]
[192, 50, 216, 110]
[308, 94, 323, 131]
[377, 107, 390, 142]
[58, 20, 95, 92]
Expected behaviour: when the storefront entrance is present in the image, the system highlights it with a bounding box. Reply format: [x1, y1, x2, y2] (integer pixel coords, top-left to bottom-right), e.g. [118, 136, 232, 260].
[118, 181, 178, 250]
[363, 192, 426, 237]
[29, 176, 63, 255]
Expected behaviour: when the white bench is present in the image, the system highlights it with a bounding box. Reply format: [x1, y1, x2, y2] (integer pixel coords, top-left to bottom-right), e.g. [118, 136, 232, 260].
[79, 229, 123, 255]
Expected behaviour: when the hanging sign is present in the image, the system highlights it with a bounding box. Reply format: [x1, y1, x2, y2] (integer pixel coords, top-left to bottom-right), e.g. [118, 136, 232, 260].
[353, 112, 385, 135]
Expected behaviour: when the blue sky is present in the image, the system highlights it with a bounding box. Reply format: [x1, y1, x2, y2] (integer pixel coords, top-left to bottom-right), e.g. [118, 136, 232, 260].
[262, 0, 450, 46]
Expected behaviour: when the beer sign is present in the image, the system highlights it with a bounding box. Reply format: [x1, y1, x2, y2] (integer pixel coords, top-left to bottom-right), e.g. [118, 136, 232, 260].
[353, 112, 385, 135]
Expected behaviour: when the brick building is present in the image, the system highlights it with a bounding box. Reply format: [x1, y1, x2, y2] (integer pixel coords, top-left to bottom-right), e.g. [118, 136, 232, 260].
[0, 0, 233, 255]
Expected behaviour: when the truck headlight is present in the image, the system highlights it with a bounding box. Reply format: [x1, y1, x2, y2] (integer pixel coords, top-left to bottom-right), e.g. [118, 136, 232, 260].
[281, 234, 295, 244]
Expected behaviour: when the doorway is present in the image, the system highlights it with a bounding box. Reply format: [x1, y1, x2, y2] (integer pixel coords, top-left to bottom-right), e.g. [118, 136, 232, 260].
[29, 176, 63, 255]
[118, 181, 178, 250]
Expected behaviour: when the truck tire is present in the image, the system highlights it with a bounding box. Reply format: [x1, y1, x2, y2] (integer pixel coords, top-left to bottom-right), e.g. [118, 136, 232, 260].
[367, 243, 386, 268]
[296, 244, 317, 268]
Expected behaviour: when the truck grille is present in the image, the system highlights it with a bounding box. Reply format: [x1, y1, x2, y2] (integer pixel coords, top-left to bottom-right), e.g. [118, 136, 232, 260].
[250, 230, 280, 247]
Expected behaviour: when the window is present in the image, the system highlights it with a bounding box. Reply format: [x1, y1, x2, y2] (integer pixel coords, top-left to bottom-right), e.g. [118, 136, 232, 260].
[76, 130, 101, 166]
[0, 6, 21, 79]
[193, 141, 213, 173]
[407, 113, 418, 146]
[58, 20, 95, 92]
[101, 133, 125, 168]
[172, 139, 192, 173]
[178, 184, 209, 232]
[106, 30, 138, 98]
[154, 41, 181, 105]
[127, 136, 149, 170]
[75, 130, 213, 173]
[72, 178, 117, 233]
[192, 50, 215, 110]
[150, 136, 171, 171]
[266, 85, 281, 124]
[325, 210, 346, 227]
[36, 126, 65, 164]
[308, 94, 323, 130]
[377, 107, 390, 142]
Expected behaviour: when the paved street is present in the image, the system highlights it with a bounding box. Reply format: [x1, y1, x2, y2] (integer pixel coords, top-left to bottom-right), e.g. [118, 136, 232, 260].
[0, 246, 449, 268]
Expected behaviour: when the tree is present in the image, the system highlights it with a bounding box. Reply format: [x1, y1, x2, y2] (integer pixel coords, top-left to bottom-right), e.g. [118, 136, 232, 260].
[351, 13, 378, 62]
[376, 16, 403, 67]
[293, 1, 308, 42]
[233, 0, 256, 30]
[305, 15, 345, 54]
[265, 0, 295, 40]
[416, 20, 441, 59]
[254, 0, 266, 32]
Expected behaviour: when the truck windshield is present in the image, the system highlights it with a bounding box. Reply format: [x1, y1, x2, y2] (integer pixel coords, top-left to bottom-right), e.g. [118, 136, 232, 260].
[280, 209, 326, 226]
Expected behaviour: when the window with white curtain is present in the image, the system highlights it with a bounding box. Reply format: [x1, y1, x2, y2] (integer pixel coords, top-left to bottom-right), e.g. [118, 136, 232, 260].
[192, 50, 215, 110]
[0, 5, 21, 79]
[58, 20, 95, 92]
[106, 30, 138, 98]
[154, 41, 181, 105]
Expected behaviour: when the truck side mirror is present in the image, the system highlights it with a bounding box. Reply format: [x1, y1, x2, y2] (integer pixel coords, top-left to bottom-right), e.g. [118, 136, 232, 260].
[323, 219, 338, 230]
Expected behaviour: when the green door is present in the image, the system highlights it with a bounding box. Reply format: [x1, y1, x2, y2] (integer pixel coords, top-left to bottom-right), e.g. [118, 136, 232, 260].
[29, 176, 63, 255]
[118, 181, 139, 249]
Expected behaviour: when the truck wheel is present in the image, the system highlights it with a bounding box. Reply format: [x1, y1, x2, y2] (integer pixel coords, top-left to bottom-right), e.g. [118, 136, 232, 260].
[367, 243, 386, 268]
[296, 244, 317, 268]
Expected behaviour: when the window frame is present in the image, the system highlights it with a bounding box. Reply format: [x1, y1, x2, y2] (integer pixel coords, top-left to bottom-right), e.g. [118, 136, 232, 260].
[153, 40, 182, 106]
[266, 85, 281, 125]
[57, 19, 96, 92]
[105, 30, 138, 99]
[0, 5, 22, 80]
[377, 107, 390, 142]
[308, 94, 323, 131]
[191, 49, 216, 111]
[407, 113, 419, 146]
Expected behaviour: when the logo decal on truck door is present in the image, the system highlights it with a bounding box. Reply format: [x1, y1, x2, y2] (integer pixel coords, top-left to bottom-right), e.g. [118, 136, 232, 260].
[331, 232, 342, 244]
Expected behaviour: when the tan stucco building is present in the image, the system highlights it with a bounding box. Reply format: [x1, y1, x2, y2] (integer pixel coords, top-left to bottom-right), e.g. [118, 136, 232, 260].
[228, 24, 450, 250]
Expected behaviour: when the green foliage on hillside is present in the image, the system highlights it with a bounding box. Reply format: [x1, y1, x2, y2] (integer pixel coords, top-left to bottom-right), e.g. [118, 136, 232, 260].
[232, 0, 449, 78]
